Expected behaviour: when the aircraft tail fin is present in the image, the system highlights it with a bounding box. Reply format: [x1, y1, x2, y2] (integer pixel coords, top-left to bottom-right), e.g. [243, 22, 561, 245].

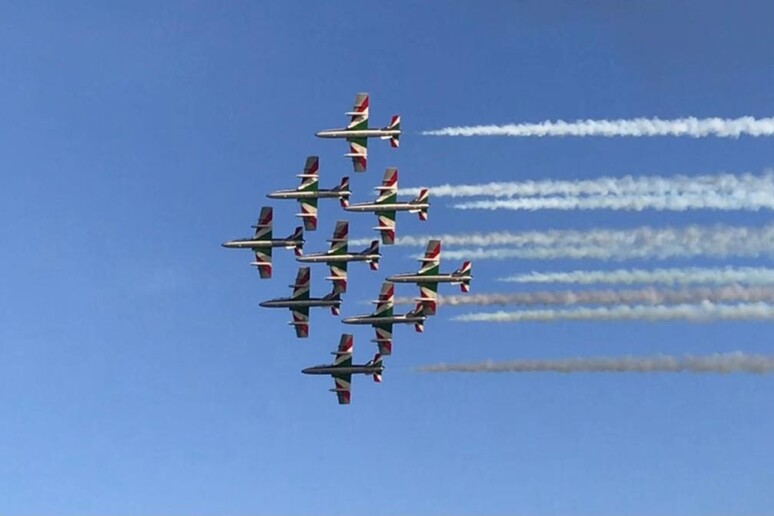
[336, 177, 351, 207]
[286, 226, 305, 256]
[324, 290, 342, 316]
[382, 115, 401, 148]
[371, 353, 383, 383]
[454, 261, 473, 292]
[412, 189, 430, 221]
[362, 240, 380, 271]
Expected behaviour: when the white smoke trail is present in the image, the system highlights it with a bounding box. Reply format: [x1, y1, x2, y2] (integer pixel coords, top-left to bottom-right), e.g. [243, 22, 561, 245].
[399, 171, 774, 198]
[422, 116, 774, 138]
[452, 302, 774, 323]
[417, 352, 774, 374]
[502, 266, 774, 286]
[453, 191, 774, 212]
[396, 285, 774, 308]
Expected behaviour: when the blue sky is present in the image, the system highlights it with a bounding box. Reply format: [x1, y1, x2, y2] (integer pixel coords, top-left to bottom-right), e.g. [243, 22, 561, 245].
[2, 1, 774, 514]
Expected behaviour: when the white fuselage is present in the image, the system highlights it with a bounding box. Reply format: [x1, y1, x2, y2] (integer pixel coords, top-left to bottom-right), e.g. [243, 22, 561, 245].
[266, 189, 349, 200]
[315, 128, 401, 139]
[302, 364, 383, 375]
[387, 273, 472, 284]
[344, 202, 428, 213]
[259, 298, 340, 309]
[342, 314, 425, 325]
[297, 252, 379, 264]
[222, 238, 299, 249]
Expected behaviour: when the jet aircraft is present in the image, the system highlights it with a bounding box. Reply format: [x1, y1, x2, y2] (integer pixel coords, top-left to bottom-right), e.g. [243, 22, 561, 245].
[222, 206, 304, 279]
[296, 220, 380, 293]
[302, 333, 383, 405]
[315, 92, 401, 172]
[342, 282, 426, 356]
[387, 239, 473, 315]
[266, 156, 350, 231]
[343, 168, 429, 245]
[259, 267, 341, 338]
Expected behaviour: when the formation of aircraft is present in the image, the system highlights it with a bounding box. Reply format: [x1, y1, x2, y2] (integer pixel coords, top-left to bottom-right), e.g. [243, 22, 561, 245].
[222, 206, 304, 279]
[302, 333, 383, 405]
[259, 267, 342, 338]
[224, 92, 470, 403]
[266, 156, 350, 231]
[344, 168, 430, 244]
[296, 220, 380, 293]
[387, 239, 473, 315]
[315, 92, 401, 172]
[342, 282, 427, 356]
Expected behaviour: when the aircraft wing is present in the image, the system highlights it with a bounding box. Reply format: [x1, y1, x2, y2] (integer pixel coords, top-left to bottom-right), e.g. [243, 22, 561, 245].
[417, 281, 439, 316]
[291, 305, 310, 338]
[373, 282, 395, 317]
[374, 210, 396, 245]
[346, 137, 367, 172]
[290, 267, 311, 300]
[253, 206, 273, 240]
[375, 168, 398, 204]
[331, 373, 352, 404]
[373, 323, 393, 356]
[327, 262, 348, 294]
[253, 247, 272, 279]
[298, 198, 318, 231]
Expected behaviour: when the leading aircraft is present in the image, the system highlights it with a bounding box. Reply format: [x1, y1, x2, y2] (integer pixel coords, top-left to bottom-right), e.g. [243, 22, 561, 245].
[266, 156, 350, 231]
[342, 281, 427, 356]
[343, 168, 429, 245]
[315, 92, 401, 172]
[259, 267, 341, 338]
[222, 206, 304, 279]
[387, 239, 473, 315]
[296, 220, 380, 294]
[302, 333, 383, 405]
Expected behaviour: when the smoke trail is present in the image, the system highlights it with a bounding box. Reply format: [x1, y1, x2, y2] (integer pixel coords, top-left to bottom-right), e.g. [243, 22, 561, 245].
[396, 285, 774, 308]
[399, 171, 774, 198]
[417, 352, 774, 374]
[452, 302, 774, 323]
[422, 116, 774, 138]
[453, 191, 774, 211]
[502, 266, 774, 286]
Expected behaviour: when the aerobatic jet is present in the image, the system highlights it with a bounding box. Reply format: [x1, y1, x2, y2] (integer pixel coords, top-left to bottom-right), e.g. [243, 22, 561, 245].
[296, 220, 380, 294]
[343, 168, 429, 245]
[315, 92, 401, 172]
[342, 282, 427, 356]
[302, 333, 383, 405]
[222, 206, 304, 279]
[259, 267, 341, 338]
[387, 239, 473, 315]
[266, 156, 350, 231]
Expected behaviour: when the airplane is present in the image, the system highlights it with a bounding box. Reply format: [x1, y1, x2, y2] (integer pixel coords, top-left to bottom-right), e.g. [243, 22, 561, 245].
[342, 281, 427, 356]
[387, 239, 473, 315]
[259, 267, 341, 338]
[315, 92, 401, 172]
[302, 333, 383, 405]
[343, 168, 429, 245]
[296, 220, 380, 294]
[266, 156, 351, 231]
[222, 206, 304, 279]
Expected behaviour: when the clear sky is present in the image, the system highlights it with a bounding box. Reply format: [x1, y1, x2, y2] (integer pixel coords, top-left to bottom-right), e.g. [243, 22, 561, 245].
[2, 1, 774, 514]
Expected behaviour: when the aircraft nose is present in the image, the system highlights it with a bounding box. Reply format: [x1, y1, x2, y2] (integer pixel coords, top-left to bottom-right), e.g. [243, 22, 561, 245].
[301, 367, 312, 374]
[259, 301, 269, 308]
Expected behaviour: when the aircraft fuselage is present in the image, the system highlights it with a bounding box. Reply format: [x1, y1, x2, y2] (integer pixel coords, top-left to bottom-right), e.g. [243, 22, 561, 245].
[221, 238, 300, 250]
[301, 364, 384, 376]
[297, 253, 379, 264]
[315, 128, 401, 139]
[259, 298, 341, 309]
[344, 202, 430, 213]
[387, 273, 472, 284]
[266, 189, 349, 200]
[342, 314, 426, 325]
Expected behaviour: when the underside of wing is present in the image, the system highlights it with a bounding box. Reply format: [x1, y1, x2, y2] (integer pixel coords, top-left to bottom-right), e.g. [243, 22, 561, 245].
[346, 137, 368, 173]
[327, 262, 348, 294]
[253, 247, 272, 279]
[331, 373, 352, 405]
[291, 307, 310, 338]
[298, 198, 318, 231]
[375, 211, 396, 245]
[373, 324, 393, 356]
